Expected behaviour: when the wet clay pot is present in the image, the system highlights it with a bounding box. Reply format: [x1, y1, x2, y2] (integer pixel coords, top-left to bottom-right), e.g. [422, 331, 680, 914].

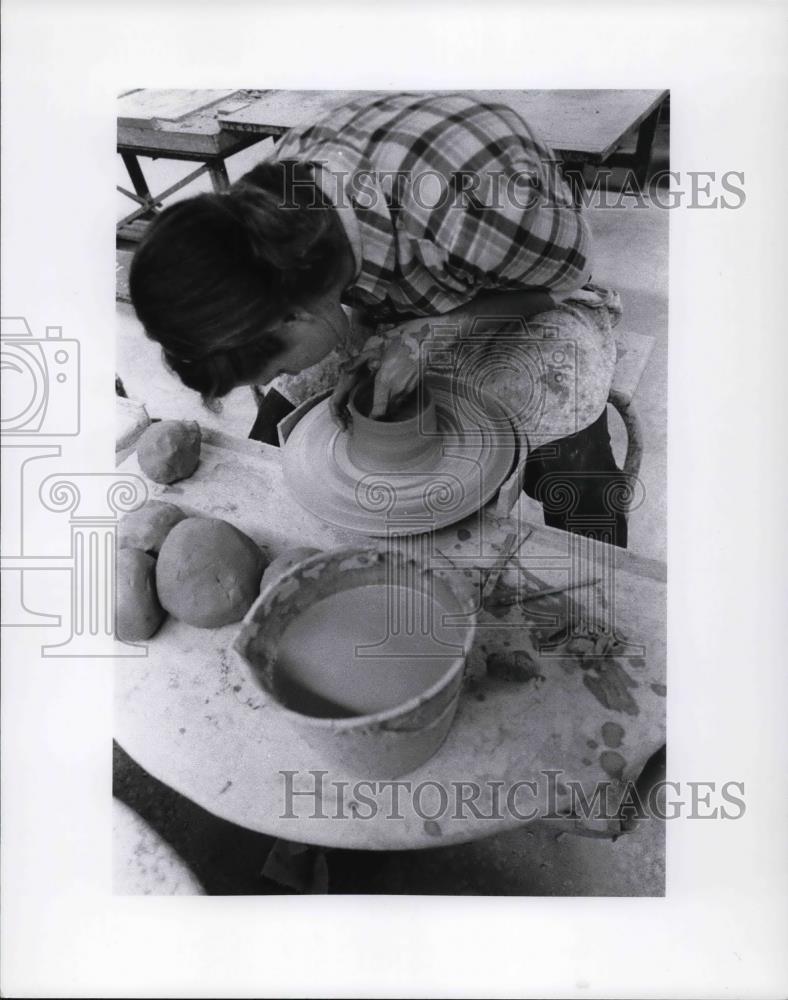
[346, 380, 439, 471]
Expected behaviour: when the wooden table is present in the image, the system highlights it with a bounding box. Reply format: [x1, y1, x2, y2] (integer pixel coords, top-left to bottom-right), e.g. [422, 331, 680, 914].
[117, 87, 667, 242]
[115, 428, 666, 851]
[116, 89, 265, 243]
[218, 88, 669, 186]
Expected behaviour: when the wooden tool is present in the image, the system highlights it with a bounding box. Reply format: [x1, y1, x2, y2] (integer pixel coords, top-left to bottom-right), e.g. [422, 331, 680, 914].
[488, 576, 602, 608]
[480, 530, 531, 602]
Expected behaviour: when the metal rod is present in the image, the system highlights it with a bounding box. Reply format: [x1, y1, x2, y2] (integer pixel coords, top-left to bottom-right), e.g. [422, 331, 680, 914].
[116, 185, 162, 210]
[488, 576, 602, 608]
[116, 162, 210, 229]
[480, 529, 532, 601]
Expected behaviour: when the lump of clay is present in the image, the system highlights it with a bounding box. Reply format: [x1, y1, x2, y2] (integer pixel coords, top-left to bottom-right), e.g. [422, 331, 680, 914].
[119, 500, 186, 555]
[156, 517, 267, 628]
[116, 547, 166, 641]
[261, 547, 321, 590]
[137, 420, 201, 484]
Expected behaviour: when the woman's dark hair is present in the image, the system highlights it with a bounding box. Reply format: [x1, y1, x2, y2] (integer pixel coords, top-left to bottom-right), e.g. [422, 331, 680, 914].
[129, 161, 345, 400]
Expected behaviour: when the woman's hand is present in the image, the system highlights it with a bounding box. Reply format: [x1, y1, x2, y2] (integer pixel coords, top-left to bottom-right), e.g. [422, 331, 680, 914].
[329, 320, 431, 428]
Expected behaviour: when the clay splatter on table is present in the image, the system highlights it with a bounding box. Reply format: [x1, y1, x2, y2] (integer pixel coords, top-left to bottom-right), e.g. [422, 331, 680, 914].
[601, 721, 626, 748]
[583, 661, 640, 716]
[599, 750, 627, 779]
[486, 649, 545, 684]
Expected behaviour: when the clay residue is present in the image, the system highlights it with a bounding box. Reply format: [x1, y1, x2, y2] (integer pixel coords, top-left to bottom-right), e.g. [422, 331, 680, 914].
[484, 582, 518, 619]
[423, 819, 442, 837]
[273, 576, 301, 602]
[601, 721, 625, 748]
[583, 661, 640, 716]
[599, 750, 626, 779]
[650, 682, 667, 697]
[486, 649, 545, 684]
[539, 368, 571, 402]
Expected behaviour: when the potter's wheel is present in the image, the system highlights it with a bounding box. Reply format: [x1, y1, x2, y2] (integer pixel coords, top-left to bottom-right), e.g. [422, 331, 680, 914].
[282, 374, 518, 536]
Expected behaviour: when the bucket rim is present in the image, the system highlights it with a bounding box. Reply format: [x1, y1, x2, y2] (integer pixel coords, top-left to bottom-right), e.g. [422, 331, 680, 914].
[233, 545, 477, 731]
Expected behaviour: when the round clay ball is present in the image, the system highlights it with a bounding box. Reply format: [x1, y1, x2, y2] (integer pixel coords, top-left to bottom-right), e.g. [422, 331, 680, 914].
[261, 547, 321, 590]
[137, 420, 201, 484]
[119, 500, 186, 555]
[156, 517, 268, 628]
[116, 547, 166, 641]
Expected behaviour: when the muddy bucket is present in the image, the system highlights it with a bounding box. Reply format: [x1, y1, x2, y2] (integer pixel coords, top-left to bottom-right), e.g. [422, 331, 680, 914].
[233, 547, 477, 778]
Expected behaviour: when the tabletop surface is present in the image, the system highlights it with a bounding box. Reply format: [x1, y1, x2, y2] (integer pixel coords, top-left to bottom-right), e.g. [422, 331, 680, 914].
[117, 89, 240, 127]
[115, 428, 666, 850]
[116, 89, 265, 157]
[218, 89, 668, 159]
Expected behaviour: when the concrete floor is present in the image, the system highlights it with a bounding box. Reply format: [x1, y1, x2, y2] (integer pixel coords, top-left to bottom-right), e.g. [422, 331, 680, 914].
[114, 120, 668, 894]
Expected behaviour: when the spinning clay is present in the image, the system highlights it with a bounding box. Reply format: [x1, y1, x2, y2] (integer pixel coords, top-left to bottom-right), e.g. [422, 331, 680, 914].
[156, 517, 267, 628]
[137, 420, 201, 484]
[116, 547, 166, 641]
[282, 374, 517, 535]
[261, 547, 321, 590]
[118, 500, 186, 555]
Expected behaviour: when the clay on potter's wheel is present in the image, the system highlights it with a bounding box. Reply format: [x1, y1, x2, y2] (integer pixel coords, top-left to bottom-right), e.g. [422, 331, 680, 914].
[261, 547, 321, 590]
[137, 420, 201, 484]
[156, 517, 268, 628]
[282, 373, 518, 536]
[119, 500, 186, 555]
[347, 380, 439, 471]
[116, 547, 166, 641]
[353, 380, 422, 422]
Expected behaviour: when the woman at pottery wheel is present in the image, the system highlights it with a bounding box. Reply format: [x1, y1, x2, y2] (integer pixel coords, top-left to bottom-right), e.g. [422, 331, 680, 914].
[130, 92, 628, 545]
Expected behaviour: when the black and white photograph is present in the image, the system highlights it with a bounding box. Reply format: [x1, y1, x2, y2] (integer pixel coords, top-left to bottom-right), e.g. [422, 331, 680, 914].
[113, 87, 670, 897]
[2, 2, 787, 997]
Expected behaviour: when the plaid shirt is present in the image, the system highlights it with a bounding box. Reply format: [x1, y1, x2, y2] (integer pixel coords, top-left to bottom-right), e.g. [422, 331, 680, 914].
[269, 92, 591, 321]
